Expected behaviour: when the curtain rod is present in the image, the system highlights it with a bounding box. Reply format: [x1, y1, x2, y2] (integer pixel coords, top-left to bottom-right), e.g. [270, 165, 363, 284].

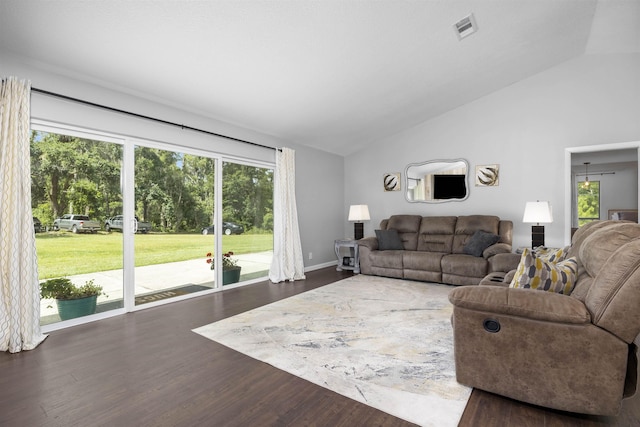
[31, 87, 279, 152]
[575, 172, 616, 176]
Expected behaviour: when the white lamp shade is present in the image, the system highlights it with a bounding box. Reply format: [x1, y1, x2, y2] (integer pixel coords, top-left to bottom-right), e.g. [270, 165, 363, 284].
[522, 201, 553, 224]
[348, 204, 370, 222]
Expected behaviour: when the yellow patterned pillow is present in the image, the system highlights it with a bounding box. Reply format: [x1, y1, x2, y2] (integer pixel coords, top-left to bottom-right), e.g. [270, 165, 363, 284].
[533, 245, 571, 263]
[510, 248, 578, 295]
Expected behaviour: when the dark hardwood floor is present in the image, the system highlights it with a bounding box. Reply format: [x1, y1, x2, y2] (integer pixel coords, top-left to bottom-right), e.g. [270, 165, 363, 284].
[1, 267, 638, 426]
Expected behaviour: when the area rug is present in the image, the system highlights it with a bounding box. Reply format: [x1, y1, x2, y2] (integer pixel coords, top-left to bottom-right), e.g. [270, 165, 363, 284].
[193, 275, 471, 427]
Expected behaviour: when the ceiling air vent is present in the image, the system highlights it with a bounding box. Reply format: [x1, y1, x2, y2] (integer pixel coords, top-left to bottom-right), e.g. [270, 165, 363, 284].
[454, 13, 478, 40]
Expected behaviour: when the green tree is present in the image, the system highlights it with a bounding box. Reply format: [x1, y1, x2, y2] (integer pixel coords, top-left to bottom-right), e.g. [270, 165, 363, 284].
[222, 162, 273, 231]
[31, 131, 122, 223]
[31, 131, 273, 234]
[577, 181, 600, 226]
[182, 154, 216, 228]
[31, 132, 75, 219]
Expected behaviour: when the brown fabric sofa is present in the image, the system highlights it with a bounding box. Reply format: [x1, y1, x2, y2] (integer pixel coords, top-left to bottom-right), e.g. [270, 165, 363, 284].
[449, 220, 640, 415]
[357, 215, 519, 286]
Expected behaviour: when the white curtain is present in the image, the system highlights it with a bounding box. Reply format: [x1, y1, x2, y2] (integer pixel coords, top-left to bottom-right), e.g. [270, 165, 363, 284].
[269, 147, 306, 283]
[0, 77, 47, 352]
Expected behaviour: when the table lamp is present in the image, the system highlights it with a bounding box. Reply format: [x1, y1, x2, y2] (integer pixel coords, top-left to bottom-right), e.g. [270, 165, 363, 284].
[522, 201, 553, 248]
[348, 205, 370, 240]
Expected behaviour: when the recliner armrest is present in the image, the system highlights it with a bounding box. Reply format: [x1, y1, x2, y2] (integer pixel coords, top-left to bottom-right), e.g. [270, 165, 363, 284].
[488, 253, 521, 273]
[448, 286, 591, 324]
[357, 236, 378, 251]
[482, 242, 512, 258]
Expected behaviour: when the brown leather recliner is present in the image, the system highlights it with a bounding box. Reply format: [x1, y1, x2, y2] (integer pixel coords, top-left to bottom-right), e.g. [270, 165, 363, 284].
[448, 221, 640, 415]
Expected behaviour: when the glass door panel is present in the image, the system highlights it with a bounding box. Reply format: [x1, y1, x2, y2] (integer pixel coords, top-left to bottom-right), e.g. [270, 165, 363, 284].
[133, 146, 217, 305]
[31, 129, 124, 325]
[220, 161, 274, 285]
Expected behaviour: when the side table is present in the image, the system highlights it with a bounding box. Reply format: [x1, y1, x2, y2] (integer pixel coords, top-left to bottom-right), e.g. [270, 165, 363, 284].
[334, 239, 360, 274]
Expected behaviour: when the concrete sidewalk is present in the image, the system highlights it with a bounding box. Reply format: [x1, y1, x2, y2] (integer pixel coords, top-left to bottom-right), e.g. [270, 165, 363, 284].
[40, 251, 273, 319]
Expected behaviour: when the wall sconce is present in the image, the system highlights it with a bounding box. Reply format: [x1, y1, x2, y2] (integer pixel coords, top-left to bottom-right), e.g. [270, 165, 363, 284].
[348, 205, 370, 240]
[523, 201, 553, 248]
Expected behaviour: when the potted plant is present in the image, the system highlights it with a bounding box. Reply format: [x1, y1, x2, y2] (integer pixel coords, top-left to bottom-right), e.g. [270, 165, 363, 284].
[40, 278, 105, 320]
[206, 251, 242, 285]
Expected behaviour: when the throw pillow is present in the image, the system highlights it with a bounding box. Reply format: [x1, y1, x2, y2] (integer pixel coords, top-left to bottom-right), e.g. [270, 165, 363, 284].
[463, 230, 500, 257]
[533, 245, 571, 263]
[375, 229, 405, 250]
[509, 248, 578, 295]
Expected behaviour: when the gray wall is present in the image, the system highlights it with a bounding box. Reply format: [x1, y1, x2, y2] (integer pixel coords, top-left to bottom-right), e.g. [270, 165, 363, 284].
[598, 165, 638, 221]
[344, 53, 640, 249]
[4, 49, 640, 265]
[1, 48, 345, 268]
[294, 147, 344, 266]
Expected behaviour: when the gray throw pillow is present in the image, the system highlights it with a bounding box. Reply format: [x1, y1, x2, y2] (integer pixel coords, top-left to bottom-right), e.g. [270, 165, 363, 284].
[375, 229, 404, 250]
[463, 230, 500, 257]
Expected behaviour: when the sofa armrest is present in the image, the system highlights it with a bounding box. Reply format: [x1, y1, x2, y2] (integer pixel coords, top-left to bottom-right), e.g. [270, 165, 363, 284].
[488, 252, 521, 273]
[482, 242, 512, 259]
[448, 286, 591, 324]
[357, 236, 378, 251]
[503, 269, 516, 283]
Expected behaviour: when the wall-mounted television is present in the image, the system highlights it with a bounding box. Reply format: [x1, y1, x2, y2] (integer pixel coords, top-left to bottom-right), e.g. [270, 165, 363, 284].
[433, 174, 467, 199]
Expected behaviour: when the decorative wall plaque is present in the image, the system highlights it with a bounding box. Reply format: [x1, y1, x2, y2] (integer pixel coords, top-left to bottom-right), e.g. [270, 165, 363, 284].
[383, 173, 401, 191]
[475, 164, 500, 186]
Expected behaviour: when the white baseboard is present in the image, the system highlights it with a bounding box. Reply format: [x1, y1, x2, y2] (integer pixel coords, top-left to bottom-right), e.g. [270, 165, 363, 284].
[304, 260, 339, 272]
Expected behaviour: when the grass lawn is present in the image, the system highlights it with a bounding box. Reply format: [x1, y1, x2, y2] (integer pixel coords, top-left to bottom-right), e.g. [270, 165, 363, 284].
[36, 231, 273, 279]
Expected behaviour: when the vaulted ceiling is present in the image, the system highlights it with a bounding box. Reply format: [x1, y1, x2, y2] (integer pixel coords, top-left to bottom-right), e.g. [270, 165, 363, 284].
[1, 1, 638, 155]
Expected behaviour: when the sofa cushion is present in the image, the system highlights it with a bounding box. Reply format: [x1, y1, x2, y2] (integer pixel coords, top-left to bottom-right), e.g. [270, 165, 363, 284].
[586, 241, 640, 343]
[455, 215, 500, 234]
[371, 266, 404, 279]
[452, 215, 501, 254]
[370, 250, 404, 269]
[386, 215, 422, 250]
[510, 249, 578, 295]
[416, 216, 457, 252]
[404, 269, 442, 282]
[463, 230, 500, 257]
[403, 251, 445, 272]
[581, 226, 640, 342]
[442, 254, 488, 278]
[375, 229, 404, 250]
[580, 222, 640, 279]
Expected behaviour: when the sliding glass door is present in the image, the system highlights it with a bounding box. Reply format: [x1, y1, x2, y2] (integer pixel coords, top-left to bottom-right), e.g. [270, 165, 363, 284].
[31, 126, 124, 325]
[220, 161, 274, 285]
[133, 146, 218, 305]
[130, 152, 274, 297]
[33, 122, 274, 327]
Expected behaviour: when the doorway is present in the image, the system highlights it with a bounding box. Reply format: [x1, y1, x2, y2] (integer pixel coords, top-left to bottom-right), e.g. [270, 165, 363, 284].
[565, 141, 640, 244]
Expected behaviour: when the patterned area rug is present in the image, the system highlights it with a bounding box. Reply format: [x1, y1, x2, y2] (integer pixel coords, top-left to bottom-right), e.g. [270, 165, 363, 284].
[193, 275, 471, 427]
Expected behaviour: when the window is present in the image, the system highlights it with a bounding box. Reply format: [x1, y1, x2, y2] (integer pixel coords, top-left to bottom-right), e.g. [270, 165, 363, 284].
[31, 129, 125, 325]
[32, 123, 274, 329]
[577, 180, 600, 226]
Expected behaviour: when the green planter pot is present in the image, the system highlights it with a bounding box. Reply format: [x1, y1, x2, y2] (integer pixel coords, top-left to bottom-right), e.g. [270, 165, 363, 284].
[222, 267, 241, 285]
[56, 295, 98, 320]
